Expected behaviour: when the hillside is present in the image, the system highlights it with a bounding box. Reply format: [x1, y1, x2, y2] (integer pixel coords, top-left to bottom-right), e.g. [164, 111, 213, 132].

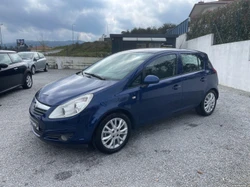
[51, 41, 112, 57]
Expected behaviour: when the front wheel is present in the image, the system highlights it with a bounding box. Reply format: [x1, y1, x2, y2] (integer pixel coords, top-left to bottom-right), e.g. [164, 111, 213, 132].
[31, 66, 36, 75]
[93, 113, 131, 154]
[44, 64, 48, 72]
[196, 90, 217, 116]
[22, 73, 33, 89]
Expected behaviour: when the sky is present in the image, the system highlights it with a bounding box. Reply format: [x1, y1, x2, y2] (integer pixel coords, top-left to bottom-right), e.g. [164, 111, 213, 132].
[0, 0, 216, 44]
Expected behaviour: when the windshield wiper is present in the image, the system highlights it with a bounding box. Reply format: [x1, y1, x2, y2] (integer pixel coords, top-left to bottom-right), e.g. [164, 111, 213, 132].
[84, 72, 105, 80]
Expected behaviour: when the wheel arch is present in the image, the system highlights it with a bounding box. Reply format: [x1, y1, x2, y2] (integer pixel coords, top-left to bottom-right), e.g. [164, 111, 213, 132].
[91, 108, 135, 141]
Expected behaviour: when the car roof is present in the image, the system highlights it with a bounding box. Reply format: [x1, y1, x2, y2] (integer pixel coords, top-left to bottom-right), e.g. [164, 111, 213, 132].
[122, 48, 203, 55]
[18, 51, 36, 54]
[0, 50, 16, 54]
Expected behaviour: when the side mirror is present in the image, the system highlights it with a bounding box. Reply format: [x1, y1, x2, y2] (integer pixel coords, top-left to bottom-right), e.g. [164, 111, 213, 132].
[34, 58, 38, 61]
[143, 75, 160, 85]
[0, 63, 8, 69]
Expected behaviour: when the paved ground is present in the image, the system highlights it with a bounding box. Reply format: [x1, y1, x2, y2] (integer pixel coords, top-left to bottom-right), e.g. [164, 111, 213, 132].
[0, 69, 250, 187]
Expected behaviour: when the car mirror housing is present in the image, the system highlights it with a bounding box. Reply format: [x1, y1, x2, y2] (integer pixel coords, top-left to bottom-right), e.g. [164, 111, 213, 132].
[143, 75, 160, 85]
[0, 63, 8, 69]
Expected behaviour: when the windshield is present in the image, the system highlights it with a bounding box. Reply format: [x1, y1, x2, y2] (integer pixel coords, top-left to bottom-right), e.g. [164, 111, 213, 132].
[84, 52, 152, 80]
[18, 53, 34, 60]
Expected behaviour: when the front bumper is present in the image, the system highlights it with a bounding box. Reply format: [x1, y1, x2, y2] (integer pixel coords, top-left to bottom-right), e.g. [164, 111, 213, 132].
[29, 99, 97, 144]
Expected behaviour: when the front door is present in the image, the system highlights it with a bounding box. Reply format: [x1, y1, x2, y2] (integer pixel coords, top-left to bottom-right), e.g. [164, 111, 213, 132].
[0, 53, 16, 92]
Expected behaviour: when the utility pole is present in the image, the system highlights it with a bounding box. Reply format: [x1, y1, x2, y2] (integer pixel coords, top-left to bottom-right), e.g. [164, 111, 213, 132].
[0, 24, 3, 48]
[72, 24, 75, 45]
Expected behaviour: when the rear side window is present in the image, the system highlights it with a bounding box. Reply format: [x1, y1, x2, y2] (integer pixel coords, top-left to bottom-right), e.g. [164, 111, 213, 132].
[9, 53, 22, 63]
[181, 54, 204, 73]
[144, 54, 177, 80]
[0, 54, 12, 65]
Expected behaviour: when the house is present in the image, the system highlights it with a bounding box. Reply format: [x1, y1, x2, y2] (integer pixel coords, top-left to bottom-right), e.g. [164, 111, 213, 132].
[189, 0, 234, 19]
[167, 0, 234, 36]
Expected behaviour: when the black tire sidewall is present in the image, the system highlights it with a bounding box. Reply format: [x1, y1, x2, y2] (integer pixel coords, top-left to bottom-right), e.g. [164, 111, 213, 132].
[23, 73, 32, 89]
[31, 66, 35, 75]
[94, 113, 131, 154]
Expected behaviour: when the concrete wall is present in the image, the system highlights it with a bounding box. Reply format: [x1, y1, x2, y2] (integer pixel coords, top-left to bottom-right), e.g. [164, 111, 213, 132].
[46, 56, 103, 70]
[176, 33, 250, 92]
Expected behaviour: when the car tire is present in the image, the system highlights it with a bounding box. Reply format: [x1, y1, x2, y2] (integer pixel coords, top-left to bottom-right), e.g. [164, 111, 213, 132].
[22, 73, 33, 89]
[44, 64, 48, 72]
[31, 66, 36, 75]
[196, 90, 217, 116]
[93, 113, 131, 154]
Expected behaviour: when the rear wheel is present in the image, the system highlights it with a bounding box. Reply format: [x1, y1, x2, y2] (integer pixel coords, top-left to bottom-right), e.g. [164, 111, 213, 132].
[31, 66, 36, 75]
[44, 64, 48, 72]
[196, 90, 217, 116]
[94, 113, 131, 154]
[22, 73, 33, 89]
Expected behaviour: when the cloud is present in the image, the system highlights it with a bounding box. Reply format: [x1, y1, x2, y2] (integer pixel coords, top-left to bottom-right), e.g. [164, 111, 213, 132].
[0, 0, 203, 43]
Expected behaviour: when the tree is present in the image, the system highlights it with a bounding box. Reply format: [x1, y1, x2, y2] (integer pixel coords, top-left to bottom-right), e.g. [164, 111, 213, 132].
[121, 23, 176, 34]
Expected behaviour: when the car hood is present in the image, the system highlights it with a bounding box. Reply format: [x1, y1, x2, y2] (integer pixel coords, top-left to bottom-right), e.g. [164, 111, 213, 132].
[37, 73, 117, 106]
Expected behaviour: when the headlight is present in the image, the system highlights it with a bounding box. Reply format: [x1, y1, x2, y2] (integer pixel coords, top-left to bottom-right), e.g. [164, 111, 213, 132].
[49, 94, 93, 119]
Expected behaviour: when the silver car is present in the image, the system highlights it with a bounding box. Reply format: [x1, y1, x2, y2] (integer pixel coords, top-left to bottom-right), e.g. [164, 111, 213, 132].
[18, 52, 48, 75]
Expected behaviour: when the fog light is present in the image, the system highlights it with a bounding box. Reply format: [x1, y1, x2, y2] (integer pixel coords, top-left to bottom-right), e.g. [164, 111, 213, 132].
[60, 133, 73, 142]
[61, 135, 68, 141]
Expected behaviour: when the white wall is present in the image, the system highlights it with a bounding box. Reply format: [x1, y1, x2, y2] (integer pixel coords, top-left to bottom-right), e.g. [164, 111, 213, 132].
[46, 56, 103, 70]
[176, 33, 250, 92]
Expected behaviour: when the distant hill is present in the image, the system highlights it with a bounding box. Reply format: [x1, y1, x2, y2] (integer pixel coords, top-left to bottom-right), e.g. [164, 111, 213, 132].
[50, 41, 111, 57]
[4, 40, 84, 48]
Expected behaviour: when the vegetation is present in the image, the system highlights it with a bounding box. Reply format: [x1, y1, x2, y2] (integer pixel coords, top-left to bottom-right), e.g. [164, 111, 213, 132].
[50, 41, 112, 57]
[188, 0, 250, 44]
[121, 23, 176, 34]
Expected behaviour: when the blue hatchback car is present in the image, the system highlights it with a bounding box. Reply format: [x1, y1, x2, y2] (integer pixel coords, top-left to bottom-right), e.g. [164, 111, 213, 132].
[29, 49, 219, 153]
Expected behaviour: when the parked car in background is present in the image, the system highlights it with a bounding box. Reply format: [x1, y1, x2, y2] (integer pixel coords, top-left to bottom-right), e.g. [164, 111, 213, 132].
[0, 50, 33, 94]
[29, 49, 219, 154]
[18, 52, 48, 75]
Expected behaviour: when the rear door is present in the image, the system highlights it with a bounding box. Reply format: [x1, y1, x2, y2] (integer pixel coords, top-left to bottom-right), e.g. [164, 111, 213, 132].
[127, 53, 183, 125]
[179, 52, 207, 108]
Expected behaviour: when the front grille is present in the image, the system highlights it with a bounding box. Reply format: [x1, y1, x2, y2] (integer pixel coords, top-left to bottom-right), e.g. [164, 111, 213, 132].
[32, 98, 50, 117]
[34, 107, 47, 116]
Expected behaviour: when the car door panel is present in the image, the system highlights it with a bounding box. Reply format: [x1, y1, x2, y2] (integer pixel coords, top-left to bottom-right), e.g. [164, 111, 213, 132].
[180, 53, 207, 109]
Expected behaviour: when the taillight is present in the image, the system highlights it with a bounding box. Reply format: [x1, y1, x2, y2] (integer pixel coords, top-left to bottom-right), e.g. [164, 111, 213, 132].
[212, 67, 217, 73]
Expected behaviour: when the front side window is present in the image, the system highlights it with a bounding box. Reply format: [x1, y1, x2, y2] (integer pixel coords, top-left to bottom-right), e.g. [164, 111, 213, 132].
[34, 53, 39, 60]
[9, 53, 22, 63]
[84, 52, 153, 80]
[38, 53, 44, 58]
[181, 54, 204, 73]
[0, 54, 12, 65]
[144, 54, 177, 80]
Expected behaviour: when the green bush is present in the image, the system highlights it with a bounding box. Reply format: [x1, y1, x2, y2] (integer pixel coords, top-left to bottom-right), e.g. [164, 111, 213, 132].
[188, 0, 250, 44]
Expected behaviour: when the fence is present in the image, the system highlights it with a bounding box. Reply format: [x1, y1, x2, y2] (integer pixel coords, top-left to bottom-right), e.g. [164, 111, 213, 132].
[176, 33, 250, 92]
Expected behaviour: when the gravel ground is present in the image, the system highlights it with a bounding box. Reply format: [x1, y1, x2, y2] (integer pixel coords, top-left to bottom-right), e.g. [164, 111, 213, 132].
[0, 69, 250, 187]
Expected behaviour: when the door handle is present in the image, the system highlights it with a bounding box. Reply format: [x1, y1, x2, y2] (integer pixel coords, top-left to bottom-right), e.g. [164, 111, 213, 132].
[172, 84, 181, 90]
[200, 77, 206, 82]
[14, 67, 18, 70]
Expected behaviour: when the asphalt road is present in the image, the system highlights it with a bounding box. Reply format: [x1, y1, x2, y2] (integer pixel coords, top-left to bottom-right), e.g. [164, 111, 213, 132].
[0, 69, 250, 187]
